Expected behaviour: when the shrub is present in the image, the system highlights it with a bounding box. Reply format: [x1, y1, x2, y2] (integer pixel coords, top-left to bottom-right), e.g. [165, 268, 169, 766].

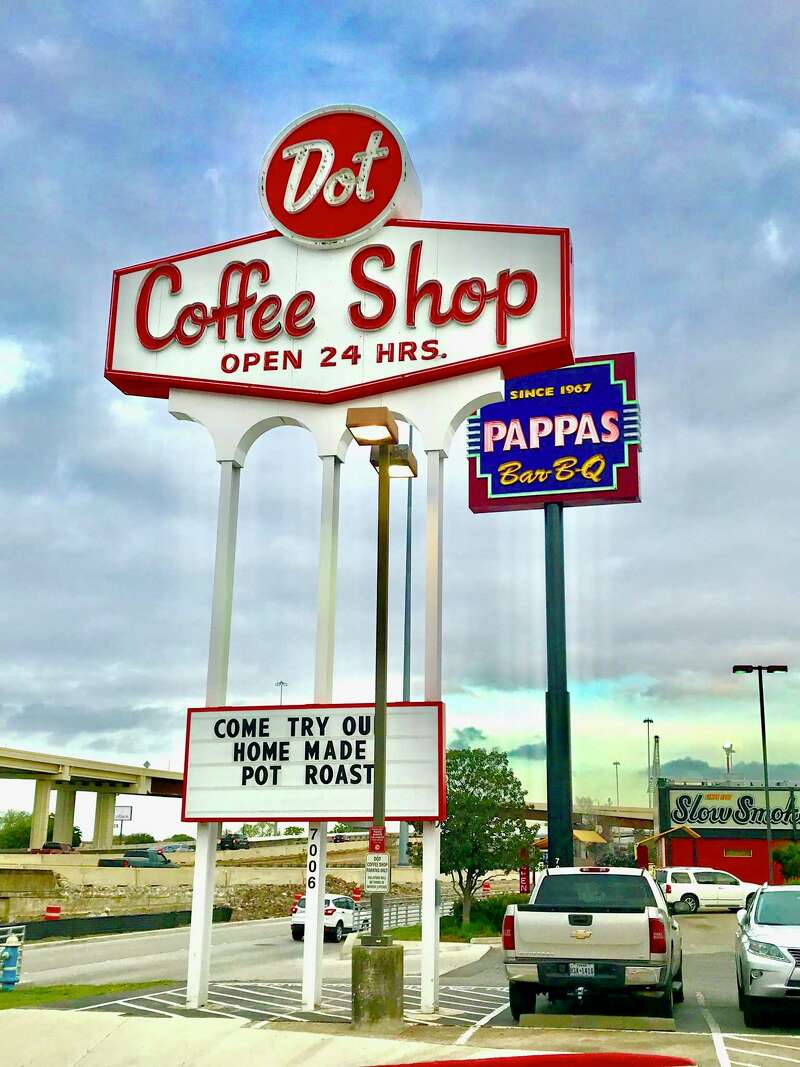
[451, 892, 529, 930]
[774, 843, 800, 880]
[122, 833, 156, 844]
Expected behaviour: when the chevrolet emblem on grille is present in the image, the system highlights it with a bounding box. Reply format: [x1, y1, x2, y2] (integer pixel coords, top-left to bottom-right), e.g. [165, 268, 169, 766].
[571, 929, 592, 940]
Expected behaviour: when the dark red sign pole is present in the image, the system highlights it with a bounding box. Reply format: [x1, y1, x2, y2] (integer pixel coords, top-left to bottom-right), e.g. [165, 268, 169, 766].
[544, 503, 574, 867]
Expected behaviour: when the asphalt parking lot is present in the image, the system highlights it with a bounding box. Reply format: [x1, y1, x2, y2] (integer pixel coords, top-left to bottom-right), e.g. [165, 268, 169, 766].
[60, 912, 800, 1047]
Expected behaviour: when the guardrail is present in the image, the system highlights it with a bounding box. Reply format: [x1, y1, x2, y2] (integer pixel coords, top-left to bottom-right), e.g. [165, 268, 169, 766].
[357, 895, 456, 933]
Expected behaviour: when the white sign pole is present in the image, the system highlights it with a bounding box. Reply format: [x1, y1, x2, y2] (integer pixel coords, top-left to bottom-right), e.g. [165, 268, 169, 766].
[421, 448, 444, 1014]
[186, 459, 241, 1009]
[302, 454, 340, 1010]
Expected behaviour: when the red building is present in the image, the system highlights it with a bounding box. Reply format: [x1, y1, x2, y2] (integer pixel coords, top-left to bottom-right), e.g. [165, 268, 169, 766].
[656, 781, 800, 885]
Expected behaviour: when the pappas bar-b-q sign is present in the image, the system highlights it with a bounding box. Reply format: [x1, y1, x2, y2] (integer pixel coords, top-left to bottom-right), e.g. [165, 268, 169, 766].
[468, 353, 641, 512]
[182, 702, 445, 822]
[105, 105, 573, 405]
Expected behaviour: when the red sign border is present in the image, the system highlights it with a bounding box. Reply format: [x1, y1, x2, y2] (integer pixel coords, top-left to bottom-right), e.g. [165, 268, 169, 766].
[468, 352, 640, 513]
[181, 700, 446, 824]
[105, 219, 573, 406]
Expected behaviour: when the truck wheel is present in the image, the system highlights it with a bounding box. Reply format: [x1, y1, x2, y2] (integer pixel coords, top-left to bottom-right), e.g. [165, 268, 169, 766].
[291, 926, 303, 942]
[681, 894, 699, 914]
[653, 980, 674, 1018]
[743, 995, 766, 1028]
[509, 981, 537, 1021]
[673, 958, 685, 1004]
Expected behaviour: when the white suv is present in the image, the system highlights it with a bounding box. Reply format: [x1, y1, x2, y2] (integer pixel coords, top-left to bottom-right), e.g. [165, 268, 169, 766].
[735, 885, 800, 1027]
[656, 867, 759, 913]
[290, 894, 364, 943]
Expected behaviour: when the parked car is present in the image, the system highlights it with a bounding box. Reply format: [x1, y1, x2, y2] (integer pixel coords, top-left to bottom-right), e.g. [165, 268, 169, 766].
[735, 885, 800, 1027]
[218, 832, 250, 851]
[290, 894, 365, 943]
[656, 867, 759, 913]
[98, 848, 175, 867]
[35, 841, 74, 854]
[162, 842, 196, 853]
[503, 866, 687, 1019]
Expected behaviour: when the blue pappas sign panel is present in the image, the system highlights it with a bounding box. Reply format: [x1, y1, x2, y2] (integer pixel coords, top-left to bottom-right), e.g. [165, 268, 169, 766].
[468, 353, 641, 511]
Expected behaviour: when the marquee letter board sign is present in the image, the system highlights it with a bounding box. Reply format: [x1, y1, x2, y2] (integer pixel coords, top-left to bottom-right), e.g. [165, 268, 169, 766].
[468, 353, 640, 512]
[182, 702, 445, 822]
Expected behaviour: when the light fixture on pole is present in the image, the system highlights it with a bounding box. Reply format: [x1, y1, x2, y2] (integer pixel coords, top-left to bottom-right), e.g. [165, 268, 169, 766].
[722, 741, 735, 778]
[732, 664, 789, 884]
[275, 680, 287, 706]
[643, 718, 654, 807]
[346, 406, 417, 1024]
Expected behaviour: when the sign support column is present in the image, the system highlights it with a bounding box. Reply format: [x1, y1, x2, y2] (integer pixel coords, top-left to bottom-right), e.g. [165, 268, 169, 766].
[421, 448, 444, 1014]
[302, 454, 341, 1010]
[187, 458, 241, 1009]
[544, 502, 574, 868]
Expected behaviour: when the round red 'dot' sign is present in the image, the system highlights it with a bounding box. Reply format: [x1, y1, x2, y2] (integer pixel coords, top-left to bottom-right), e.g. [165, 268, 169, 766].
[259, 105, 420, 249]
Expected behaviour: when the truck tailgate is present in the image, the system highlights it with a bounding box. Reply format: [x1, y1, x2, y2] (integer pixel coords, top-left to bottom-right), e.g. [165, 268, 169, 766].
[515, 910, 652, 961]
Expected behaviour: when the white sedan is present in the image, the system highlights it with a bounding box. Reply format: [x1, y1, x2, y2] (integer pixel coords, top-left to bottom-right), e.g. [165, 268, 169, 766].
[290, 894, 365, 943]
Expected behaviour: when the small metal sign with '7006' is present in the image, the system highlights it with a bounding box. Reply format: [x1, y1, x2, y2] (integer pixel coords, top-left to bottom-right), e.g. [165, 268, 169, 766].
[364, 852, 391, 895]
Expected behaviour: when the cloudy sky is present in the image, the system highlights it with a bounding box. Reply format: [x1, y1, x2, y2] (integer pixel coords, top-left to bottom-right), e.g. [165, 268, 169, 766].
[1, 2, 798, 837]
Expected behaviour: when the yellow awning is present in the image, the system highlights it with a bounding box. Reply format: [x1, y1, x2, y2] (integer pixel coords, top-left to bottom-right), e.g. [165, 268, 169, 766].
[573, 828, 607, 845]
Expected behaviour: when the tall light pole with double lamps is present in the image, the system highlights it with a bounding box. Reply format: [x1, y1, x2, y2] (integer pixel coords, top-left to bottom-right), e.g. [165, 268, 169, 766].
[346, 406, 417, 1028]
[732, 664, 789, 884]
[613, 760, 621, 849]
[643, 718, 654, 806]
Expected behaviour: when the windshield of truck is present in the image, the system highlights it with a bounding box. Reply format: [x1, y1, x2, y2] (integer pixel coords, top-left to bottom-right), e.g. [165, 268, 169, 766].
[530, 874, 657, 911]
[755, 891, 800, 926]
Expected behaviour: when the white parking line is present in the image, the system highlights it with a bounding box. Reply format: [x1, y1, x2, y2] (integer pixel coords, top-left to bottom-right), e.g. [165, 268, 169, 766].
[726, 1049, 800, 1064]
[729, 1038, 800, 1054]
[454, 1001, 510, 1045]
[697, 992, 733, 1067]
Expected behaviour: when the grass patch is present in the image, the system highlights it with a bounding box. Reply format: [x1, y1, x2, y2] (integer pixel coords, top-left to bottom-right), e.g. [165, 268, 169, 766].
[0, 982, 165, 1010]
[391, 917, 499, 942]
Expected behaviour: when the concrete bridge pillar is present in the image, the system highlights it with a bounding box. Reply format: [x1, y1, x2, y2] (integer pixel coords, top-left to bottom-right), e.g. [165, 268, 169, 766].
[53, 785, 77, 845]
[29, 780, 52, 850]
[94, 792, 117, 849]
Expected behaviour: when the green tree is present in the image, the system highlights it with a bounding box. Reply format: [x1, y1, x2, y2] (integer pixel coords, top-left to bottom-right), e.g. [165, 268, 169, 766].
[416, 748, 539, 925]
[0, 810, 82, 849]
[283, 826, 304, 837]
[0, 810, 33, 849]
[167, 833, 195, 842]
[240, 822, 278, 839]
[120, 832, 155, 844]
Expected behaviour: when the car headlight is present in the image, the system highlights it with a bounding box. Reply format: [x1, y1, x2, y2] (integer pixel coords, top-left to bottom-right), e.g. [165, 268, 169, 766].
[747, 938, 787, 961]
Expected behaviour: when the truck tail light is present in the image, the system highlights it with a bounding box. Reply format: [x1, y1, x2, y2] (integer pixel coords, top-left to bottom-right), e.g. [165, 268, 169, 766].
[649, 916, 667, 954]
[502, 915, 515, 950]
[324, 907, 336, 916]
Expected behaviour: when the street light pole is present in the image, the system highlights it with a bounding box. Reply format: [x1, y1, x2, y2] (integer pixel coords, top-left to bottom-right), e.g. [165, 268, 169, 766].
[275, 680, 287, 706]
[398, 426, 414, 868]
[613, 761, 621, 849]
[733, 664, 789, 885]
[369, 441, 391, 943]
[643, 718, 653, 806]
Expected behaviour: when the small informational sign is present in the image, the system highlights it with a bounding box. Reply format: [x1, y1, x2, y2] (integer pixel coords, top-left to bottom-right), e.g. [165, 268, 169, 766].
[364, 852, 391, 895]
[368, 826, 386, 853]
[468, 353, 640, 512]
[519, 866, 531, 894]
[481, 880, 491, 897]
[114, 805, 132, 823]
[182, 702, 445, 822]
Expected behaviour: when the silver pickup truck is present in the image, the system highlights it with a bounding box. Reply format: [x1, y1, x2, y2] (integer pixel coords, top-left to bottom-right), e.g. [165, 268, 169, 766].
[503, 866, 687, 1019]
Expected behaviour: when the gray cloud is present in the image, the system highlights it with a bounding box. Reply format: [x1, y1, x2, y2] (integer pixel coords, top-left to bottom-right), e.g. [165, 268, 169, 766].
[507, 743, 547, 760]
[449, 727, 488, 750]
[662, 757, 800, 785]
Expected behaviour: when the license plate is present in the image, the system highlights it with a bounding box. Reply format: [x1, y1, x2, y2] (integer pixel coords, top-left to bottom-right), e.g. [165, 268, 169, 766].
[569, 962, 595, 978]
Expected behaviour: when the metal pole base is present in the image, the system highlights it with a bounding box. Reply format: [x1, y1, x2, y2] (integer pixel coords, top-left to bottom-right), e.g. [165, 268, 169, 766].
[351, 944, 404, 1030]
